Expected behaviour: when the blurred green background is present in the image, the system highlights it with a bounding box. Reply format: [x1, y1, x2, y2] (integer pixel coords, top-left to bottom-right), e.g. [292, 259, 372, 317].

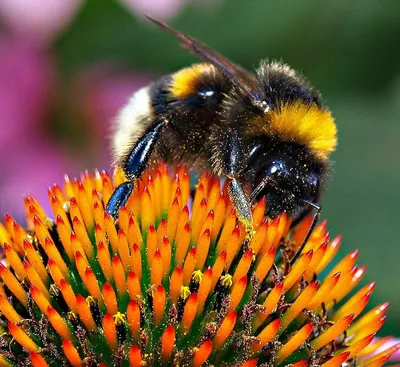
[0, 0, 399, 336]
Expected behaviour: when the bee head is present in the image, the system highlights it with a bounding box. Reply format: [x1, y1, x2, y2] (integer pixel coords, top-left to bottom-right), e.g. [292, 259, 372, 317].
[249, 142, 324, 219]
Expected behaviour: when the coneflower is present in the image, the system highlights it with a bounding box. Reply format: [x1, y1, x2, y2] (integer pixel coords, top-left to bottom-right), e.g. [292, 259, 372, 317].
[0, 163, 398, 366]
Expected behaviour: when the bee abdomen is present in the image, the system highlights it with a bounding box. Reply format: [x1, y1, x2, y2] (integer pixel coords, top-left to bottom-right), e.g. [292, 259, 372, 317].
[112, 85, 154, 167]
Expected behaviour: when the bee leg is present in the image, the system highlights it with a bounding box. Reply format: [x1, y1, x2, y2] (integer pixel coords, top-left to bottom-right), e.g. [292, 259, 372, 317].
[223, 131, 254, 239]
[290, 201, 321, 264]
[106, 182, 134, 219]
[228, 178, 255, 240]
[106, 119, 166, 219]
[290, 208, 312, 229]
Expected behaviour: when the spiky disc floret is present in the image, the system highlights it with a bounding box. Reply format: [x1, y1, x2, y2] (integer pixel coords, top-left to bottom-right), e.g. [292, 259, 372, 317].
[0, 164, 398, 367]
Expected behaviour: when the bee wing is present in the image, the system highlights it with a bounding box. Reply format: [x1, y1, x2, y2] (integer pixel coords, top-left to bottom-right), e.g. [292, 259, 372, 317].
[146, 16, 264, 109]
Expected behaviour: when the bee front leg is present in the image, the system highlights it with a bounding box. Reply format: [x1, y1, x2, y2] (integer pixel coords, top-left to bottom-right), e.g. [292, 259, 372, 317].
[106, 119, 166, 219]
[223, 131, 254, 239]
[228, 178, 254, 240]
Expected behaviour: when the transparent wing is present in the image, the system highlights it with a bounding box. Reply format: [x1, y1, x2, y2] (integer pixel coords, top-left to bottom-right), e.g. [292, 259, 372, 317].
[146, 16, 264, 109]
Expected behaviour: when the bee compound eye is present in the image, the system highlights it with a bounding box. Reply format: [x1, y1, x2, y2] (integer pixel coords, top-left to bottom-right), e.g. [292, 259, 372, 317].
[265, 159, 288, 177]
[254, 158, 289, 190]
[307, 171, 319, 189]
[304, 171, 320, 200]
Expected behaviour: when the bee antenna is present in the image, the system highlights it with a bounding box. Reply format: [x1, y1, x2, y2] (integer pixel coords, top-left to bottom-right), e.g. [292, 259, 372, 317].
[290, 200, 321, 265]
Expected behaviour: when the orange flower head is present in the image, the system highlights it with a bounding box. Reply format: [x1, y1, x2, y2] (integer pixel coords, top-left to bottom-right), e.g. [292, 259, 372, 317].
[0, 163, 398, 366]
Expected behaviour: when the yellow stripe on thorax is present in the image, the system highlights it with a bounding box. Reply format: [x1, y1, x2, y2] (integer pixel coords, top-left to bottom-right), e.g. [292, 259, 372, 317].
[170, 63, 216, 99]
[253, 101, 337, 161]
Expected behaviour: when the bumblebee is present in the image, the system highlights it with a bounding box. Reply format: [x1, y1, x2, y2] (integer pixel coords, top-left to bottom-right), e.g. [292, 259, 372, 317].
[107, 16, 337, 240]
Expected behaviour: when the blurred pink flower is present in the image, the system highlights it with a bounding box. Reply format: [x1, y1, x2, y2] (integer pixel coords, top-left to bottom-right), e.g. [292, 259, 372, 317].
[0, 0, 82, 43]
[73, 64, 152, 165]
[0, 36, 53, 143]
[0, 136, 70, 218]
[0, 36, 70, 219]
[120, 0, 186, 19]
[0, 38, 154, 220]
